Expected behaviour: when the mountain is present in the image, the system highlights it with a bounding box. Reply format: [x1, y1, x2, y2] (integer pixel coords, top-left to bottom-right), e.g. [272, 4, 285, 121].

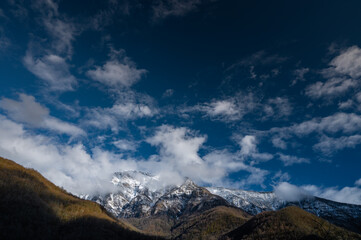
[1, 158, 360, 240]
[221, 206, 361, 240]
[86, 170, 361, 237]
[171, 205, 250, 240]
[0, 157, 163, 240]
[85, 171, 248, 238]
[85, 171, 231, 219]
[207, 187, 361, 234]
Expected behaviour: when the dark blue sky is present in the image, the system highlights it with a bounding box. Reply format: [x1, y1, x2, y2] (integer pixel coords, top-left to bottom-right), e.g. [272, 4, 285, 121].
[0, 0, 361, 204]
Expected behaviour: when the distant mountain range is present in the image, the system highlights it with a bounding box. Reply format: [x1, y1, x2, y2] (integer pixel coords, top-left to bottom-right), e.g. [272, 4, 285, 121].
[82, 170, 361, 238]
[1, 158, 360, 239]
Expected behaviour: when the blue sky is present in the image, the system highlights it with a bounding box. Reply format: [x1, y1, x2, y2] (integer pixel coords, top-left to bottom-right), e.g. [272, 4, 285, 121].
[0, 0, 361, 204]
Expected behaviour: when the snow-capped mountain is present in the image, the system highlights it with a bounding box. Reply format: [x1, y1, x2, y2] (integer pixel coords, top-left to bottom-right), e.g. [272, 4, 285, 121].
[207, 187, 361, 233]
[83, 171, 229, 218]
[83, 171, 361, 233]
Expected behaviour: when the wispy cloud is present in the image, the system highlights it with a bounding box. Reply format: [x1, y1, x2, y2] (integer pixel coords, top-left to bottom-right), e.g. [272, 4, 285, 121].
[313, 135, 361, 155]
[182, 92, 292, 122]
[0, 94, 84, 137]
[23, 52, 76, 92]
[277, 153, 309, 166]
[152, 0, 201, 21]
[270, 112, 361, 155]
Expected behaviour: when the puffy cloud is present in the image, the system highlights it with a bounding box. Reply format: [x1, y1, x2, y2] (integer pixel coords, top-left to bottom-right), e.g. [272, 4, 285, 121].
[275, 182, 361, 205]
[328, 45, 361, 78]
[23, 52, 76, 91]
[145, 125, 269, 187]
[0, 115, 135, 195]
[277, 153, 309, 166]
[302, 184, 361, 205]
[0, 94, 84, 136]
[274, 182, 311, 202]
[239, 135, 257, 156]
[87, 49, 147, 88]
[238, 135, 273, 164]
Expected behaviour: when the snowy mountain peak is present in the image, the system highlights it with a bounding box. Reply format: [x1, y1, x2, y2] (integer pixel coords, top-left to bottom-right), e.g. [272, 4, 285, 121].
[83, 171, 361, 233]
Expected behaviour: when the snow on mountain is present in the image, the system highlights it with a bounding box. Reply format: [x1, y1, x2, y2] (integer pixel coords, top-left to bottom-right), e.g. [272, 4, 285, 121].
[84, 171, 228, 218]
[206, 187, 283, 215]
[82, 171, 361, 233]
[207, 186, 361, 233]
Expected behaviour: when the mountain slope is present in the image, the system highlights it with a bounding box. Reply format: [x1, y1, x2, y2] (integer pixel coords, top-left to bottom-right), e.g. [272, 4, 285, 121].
[171, 205, 250, 240]
[221, 206, 361, 240]
[0, 157, 163, 240]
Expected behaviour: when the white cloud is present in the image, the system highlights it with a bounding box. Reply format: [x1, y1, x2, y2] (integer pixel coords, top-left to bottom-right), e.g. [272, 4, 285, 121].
[313, 135, 361, 155]
[23, 52, 76, 91]
[338, 99, 354, 110]
[184, 92, 292, 122]
[87, 49, 147, 88]
[238, 135, 273, 164]
[0, 94, 84, 136]
[274, 182, 311, 202]
[277, 153, 309, 166]
[275, 182, 361, 205]
[270, 112, 361, 155]
[305, 77, 357, 99]
[305, 46, 361, 99]
[302, 184, 361, 205]
[44, 18, 75, 56]
[152, 0, 201, 21]
[263, 97, 292, 120]
[271, 137, 287, 149]
[355, 178, 361, 186]
[291, 67, 309, 85]
[239, 135, 257, 156]
[162, 89, 174, 98]
[84, 101, 156, 133]
[32, 0, 75, 56]
[113, 139, 138, 152]
[272, 171, 291, 183]
[145, 125, 269, 187]
[328, 45, 361, 78]
[0, 115, 136, 195]
[273, 112, 361, 137]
